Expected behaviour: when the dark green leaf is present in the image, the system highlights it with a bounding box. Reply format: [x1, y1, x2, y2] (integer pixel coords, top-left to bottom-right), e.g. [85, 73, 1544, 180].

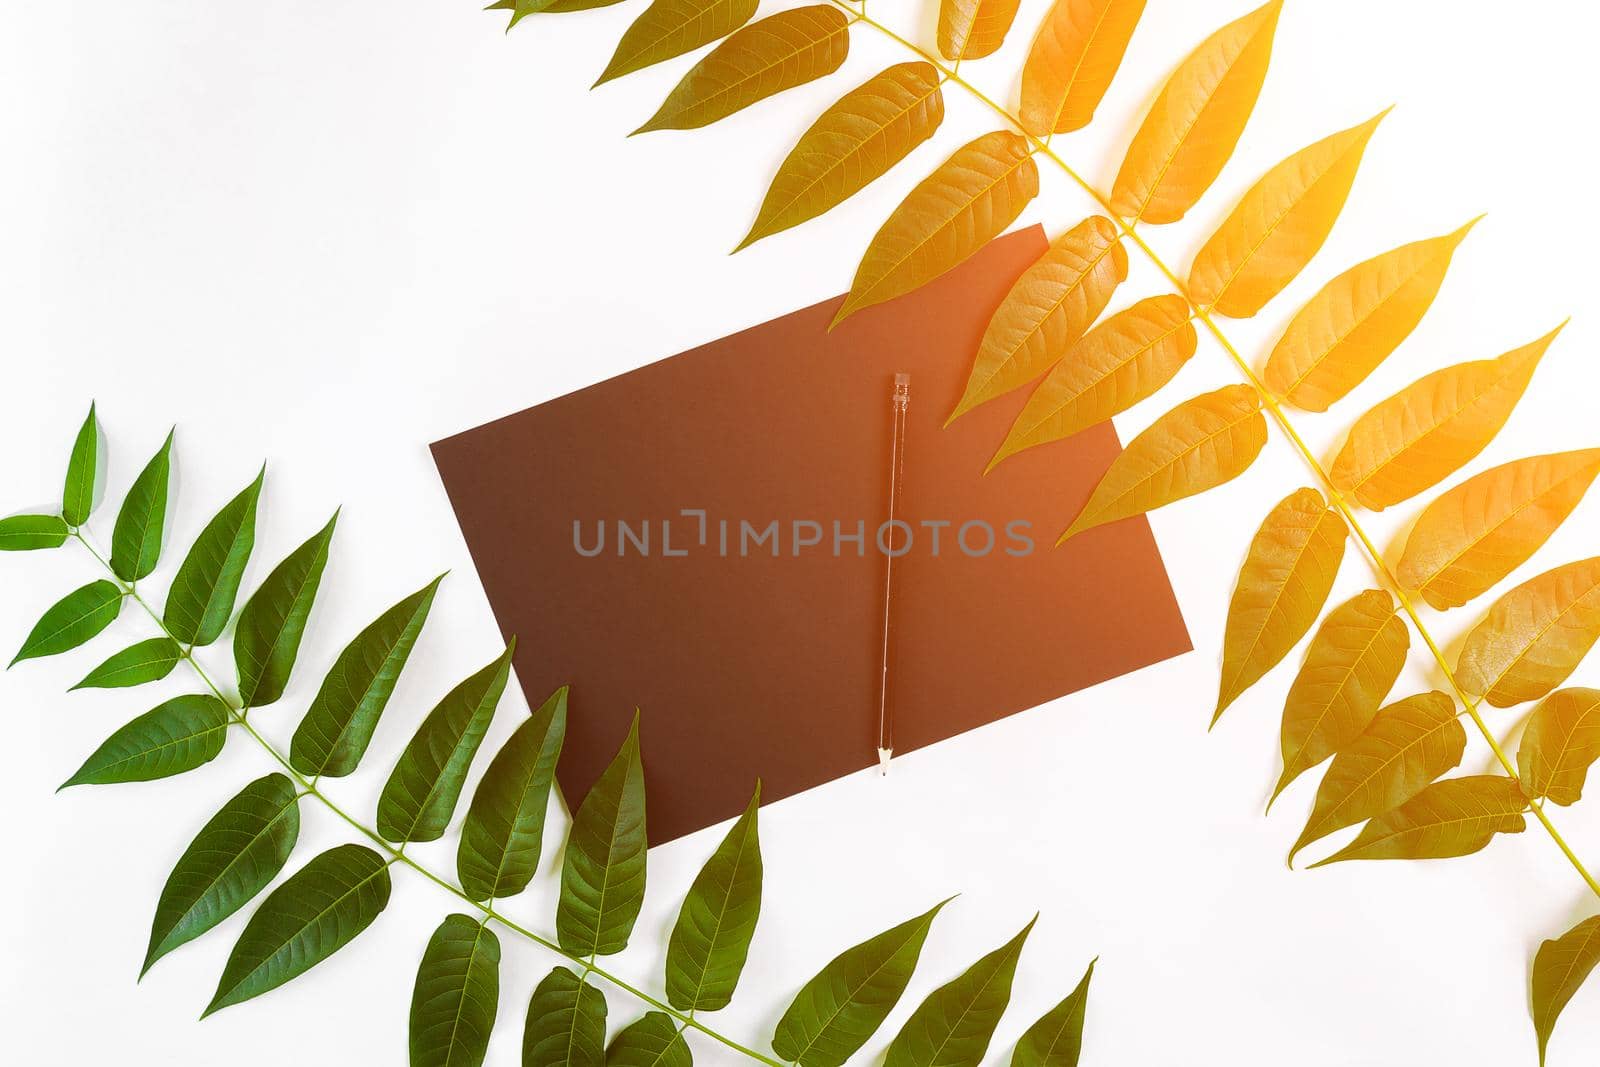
[0, 514, 69, 551]
[523, 966, 608, 1067]
[289, 575, 444, 779]
[10, 579, 124, 667]
[142, 773, 300, 976]
[557, 712, 647, 958]
[884, 916, 1034, 1067]
[376, 640, 516, 843]
[110, 430, 174, 582]
[61, 694, 230, 788]
[164, 467, 264, 647]
[606, 1012, 692, 1067]
[664, 782, 762, 1012]
[233, 511, 338, 709]
[72, 637, 182, 690]
[204, 843, 392, 1016]
[1011, 958, 1093, 1067]
[62, 402, 99, 526]
[1533, 915, 1600, 1066]
[456, 684, 567, 902]
[410, 914, 501, 1067]
[772, 898, 951, 1067]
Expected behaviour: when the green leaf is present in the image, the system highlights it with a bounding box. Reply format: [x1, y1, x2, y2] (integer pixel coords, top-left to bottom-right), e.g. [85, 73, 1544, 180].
[62, 402, 99, 526]
[164, 467, 264, 647]
[606, 1012, 692, 1067]
[205, 843, 392, 1016]
[409, 914, 501, 1067]
[1533, 914, 1600, 1066]
[61, 694, 230, 788]
[557, 711, 648, 958]
[664, 782, 762, 1012]
[1308, 775, 1528, 866]
[142, 772, 300, 976]
[72, 637, 182, 690]
[376, 640, 516, 843]
[233, 511, 338, 709]
[110, 430, 174, 583]
[772, 898, 951, 1067]
[1011, 958, 1093, 1067]
[595, 0, 759, 86]
[884, 916, 1034, 1067]
[0, 514, 69, 551]
[289, 575, 444, 779]
[456, 685, 567, 902]
[523, 966, 609, 1067]
[10, 579, 124, 667]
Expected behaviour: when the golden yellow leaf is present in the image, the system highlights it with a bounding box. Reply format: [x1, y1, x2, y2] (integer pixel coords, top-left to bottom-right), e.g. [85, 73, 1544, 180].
[1396, 449, 1600, 611]
[1533, 915, 1600, 1067]
[1213, 487, 1346, 723]
[595, 0, 758, 86]
[634, 7, 849, 134]
[1018, 0, 1147, 136]
[1273, 588, 1408, 803]
[1456, 557, 1600, 708]
[1329, 325, 1562, 511]
[1188, 111, 1387, 319]
[949, 217, 1128, 424]
[989, 295, 1194, 467]
[1307, 775, 1526, 867]
[1057, 384, 1265, 543]
[937, 0, 1024, 61]
[1261, 220, 1478, 412]
[1107, 0, 1282, 225]
[1518, 688, 1600, 806]
[832, 131, 1039, 327]
[1288, 690, 1464, 865]
[738, 63, 945, 251]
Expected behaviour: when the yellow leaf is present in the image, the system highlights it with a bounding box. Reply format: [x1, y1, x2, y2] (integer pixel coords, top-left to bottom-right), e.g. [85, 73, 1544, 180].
[1262, 219, 1478, 412]
[1533, 915, 1600, 1067]
[1274, 588, 1408, 802]
[949, 217, 1128, 424]
[634, 7, 850, 134]
[833, 131, 1040, 327]
[595, 0, 758, 86]
[1018, 0, 1147, 136]
[1518, 688, 1600, 806]
[1057, 384, 1265, 543]
[1307, 775, 1526, 867]
[1329, 325, 1561, 511]
[738, 63, 945, 251]
[1288, 691, 1464, 865]
[1188, 111, 1387, 319]
[1456, 557, 1600, 708]
[1108, 0, 1282, 225]
[1397, 449, 1600, 610]
[937, 0, 1024, 61]
[990, 295, 1194, 467]
[1213, 487, 1346, 723]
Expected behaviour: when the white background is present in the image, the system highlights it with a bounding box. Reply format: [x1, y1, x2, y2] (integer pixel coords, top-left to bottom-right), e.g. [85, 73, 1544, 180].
[3, 1, 1599, 1064]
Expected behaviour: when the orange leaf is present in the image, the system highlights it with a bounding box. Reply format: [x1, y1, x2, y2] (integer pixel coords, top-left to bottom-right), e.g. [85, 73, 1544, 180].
[634, 7, 850, 134]
[595, 0, 758, 85]
[738, 63, 945, 251]
[1108, 0, 1282, 225]
[1057, 384, 1265, 543]
[1307, 775, 1526, 867]
[832, 131, 1039, 327]
[1188, 110, 1387, 319]
[1533, 916, 1600, 1066]
[1214, 487, 1347, 723]
[1273, 588, 1408, 803]
[1329, 326, 1561, 511]
[949, 217, 1128, 424]
[937, 0, 1024, 61]
[1262, 220, 1478, 412]
[1397, 449, 1600, 610]
[1518, 688, 1600, 806]
[1018, 0, 1147, 136]
[1456, 557, 1600, 708]
[989, 295, 1194, 466]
